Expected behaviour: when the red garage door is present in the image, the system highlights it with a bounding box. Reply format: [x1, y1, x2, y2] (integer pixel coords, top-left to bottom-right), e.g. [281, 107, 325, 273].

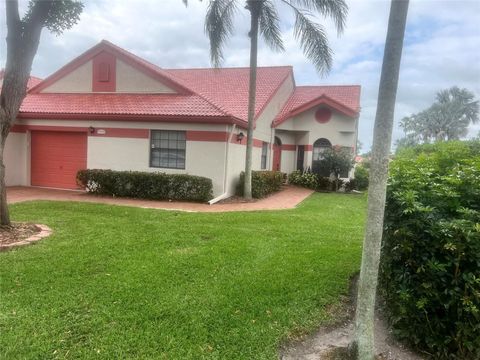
[31, 131, 87, 189]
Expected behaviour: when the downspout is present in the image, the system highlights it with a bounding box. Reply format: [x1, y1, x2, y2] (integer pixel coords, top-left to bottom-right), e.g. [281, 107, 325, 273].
[208, 124, 237, 205]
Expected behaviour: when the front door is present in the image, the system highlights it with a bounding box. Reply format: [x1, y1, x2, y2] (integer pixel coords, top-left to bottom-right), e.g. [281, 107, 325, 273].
[272, 137, 282, 171]
[296, 145, 305, 171]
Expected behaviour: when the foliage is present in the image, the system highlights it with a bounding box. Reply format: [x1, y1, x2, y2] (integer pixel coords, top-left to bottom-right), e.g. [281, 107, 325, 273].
[320, 146, 354, 179]
[288, 170, 356, 193]
[288, 170, 319, 189]
[1, 193, 367, 358]
[354, 165, 369, 191]
[76, 169, 213, 202]
[237, 170, 284, 198]
[198, 0, 347, 73]
[380, 140, 480, 359]
[399, 87, 479, 145]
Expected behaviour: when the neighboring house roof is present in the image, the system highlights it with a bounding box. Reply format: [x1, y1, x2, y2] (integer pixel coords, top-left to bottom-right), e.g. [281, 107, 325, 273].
[273, 85, 361, 127]
[0, 69, 43, 90]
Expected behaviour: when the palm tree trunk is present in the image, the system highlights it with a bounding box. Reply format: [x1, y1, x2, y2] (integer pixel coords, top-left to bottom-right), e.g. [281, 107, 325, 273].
[243, 0, 261, 200]
[355, 1, 409, 359]
[0, 123, 10, 226]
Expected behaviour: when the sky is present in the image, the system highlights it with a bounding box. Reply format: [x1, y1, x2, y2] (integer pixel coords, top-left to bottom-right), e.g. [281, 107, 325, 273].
[1, 0, 479, 151]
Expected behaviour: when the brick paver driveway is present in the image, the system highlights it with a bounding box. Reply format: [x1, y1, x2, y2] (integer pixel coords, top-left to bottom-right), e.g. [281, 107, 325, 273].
[7, 186, 314, 212]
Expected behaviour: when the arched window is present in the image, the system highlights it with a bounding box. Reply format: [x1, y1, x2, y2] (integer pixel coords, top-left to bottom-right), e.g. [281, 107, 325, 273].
[312, 138, 331, 161]
[312, 138, 331, 176]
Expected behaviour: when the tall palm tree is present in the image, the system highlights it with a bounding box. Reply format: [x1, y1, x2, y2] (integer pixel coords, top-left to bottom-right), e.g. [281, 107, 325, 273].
[354, 0, 409, 359]
[187, 0, 348, 199]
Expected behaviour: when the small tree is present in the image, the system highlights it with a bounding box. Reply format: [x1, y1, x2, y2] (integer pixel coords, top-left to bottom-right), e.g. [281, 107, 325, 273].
[319, 146, 353, 190]
[0, 0, 83, 225]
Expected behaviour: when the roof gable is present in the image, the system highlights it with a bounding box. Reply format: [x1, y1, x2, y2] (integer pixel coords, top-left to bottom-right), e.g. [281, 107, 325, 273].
[29, 40, 192, 94]
[273, 85, 361, 127]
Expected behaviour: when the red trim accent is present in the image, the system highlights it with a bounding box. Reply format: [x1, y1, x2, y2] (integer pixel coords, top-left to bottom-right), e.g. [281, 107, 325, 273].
[92, 52, 116, 92]
[28, 40, 192, 95]
[186, 131, 228, 142]
[17, 112, 248, 128]
[11, 125, 27, 133]
[22, 125, 89, 133]
[230, 136, 264, 148]
[90, 128, 149, 138]
[315, 108, 332, 123]
[304, 145, 313, 151]
[281, 144, 296, 151]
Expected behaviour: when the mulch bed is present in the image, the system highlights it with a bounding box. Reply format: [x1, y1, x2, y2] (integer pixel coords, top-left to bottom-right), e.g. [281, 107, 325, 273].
[0, 223, 41, 246]
[0, 223, 51, 251]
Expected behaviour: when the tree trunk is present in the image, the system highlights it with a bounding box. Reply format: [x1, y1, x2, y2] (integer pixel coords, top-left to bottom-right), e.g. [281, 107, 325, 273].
[243, 1, 261, 200]
[0, 0, 52, 225]
[355, 1, 409, 359]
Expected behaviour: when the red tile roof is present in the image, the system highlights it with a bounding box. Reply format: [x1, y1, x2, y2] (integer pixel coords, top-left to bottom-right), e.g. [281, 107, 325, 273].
[166, 66, 292, 121]
[11, 41, 360, 128]
[273, 85, 361, 126]
[19, 93, 226, 118]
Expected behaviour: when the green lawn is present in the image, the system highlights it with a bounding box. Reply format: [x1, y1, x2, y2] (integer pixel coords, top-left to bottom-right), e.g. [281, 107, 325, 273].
[0, 193, 366, 359]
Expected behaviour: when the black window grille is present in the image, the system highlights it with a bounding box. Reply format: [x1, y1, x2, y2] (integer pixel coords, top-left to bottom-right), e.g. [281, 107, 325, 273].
[150, 130, 186, 169]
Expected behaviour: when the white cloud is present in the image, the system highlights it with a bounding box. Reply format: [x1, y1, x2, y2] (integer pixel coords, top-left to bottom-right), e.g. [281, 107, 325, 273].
[1, 0, 479, 149]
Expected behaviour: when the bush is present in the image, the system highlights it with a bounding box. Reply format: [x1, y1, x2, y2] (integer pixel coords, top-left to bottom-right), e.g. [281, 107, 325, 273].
[354, 165, 369, 190]
[380, 141, 480, 359]
[237, 171, 284, 198]
[77, 169, 213, 202]
[288, 170, 318, 189]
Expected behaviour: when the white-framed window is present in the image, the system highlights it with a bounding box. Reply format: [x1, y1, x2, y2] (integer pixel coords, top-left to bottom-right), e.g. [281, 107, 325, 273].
[150, 130, 186, 169]
[261, 142, 268, 169]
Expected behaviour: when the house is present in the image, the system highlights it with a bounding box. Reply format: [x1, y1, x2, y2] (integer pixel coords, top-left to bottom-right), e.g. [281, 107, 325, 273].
[4, 40, 361, 201]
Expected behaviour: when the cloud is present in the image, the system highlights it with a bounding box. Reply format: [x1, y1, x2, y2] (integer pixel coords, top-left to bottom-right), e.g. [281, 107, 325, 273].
[1, 0, 479, 149]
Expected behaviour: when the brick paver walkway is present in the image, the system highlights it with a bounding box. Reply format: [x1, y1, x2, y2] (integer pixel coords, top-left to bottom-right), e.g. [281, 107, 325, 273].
[7, 186, 314, 212]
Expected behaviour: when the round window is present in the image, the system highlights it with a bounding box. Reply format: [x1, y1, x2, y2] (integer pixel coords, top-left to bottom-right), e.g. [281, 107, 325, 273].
[315, 108, 332, 123]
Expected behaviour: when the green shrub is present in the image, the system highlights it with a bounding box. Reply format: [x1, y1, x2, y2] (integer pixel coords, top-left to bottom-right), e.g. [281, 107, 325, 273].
[354, 165, 369, 190]
[237, 171, 284, 198]
[380, 141, 480, 359]
[77, 169, 213, 202]
[288, 170, 318, 189]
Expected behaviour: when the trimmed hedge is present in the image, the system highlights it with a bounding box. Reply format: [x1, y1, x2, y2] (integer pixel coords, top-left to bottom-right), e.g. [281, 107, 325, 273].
[380, 141, 480, 359]
[354, 165, 369, 190]
[77, 169, 213, 202]
[288, 170, 354, 192]
[237, 171, 284, 198]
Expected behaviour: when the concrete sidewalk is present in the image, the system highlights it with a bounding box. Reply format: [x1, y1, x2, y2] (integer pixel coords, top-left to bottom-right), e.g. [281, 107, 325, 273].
[7, 185, 314, 212]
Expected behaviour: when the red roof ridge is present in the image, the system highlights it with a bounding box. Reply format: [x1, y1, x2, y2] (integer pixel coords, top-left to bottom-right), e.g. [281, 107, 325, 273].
[166, 65, 293, 71]
[296, 84, 361, 88]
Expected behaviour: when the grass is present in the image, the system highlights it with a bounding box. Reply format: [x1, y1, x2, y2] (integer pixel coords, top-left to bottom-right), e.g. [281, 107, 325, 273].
[0, 193, 366, 359]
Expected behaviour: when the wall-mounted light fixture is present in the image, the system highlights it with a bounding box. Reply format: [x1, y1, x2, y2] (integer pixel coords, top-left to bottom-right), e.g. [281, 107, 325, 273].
[236, 132, 245, 142]
[88, 126, 95, 134]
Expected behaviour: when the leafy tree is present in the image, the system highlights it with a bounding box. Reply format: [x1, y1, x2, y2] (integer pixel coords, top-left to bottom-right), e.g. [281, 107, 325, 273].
[319, 146, 353, 190]
[355, 1, 409, 359]
[399, 87, 479, 144]
[0, 0, 83, 226]
[186, 0, 348, 199]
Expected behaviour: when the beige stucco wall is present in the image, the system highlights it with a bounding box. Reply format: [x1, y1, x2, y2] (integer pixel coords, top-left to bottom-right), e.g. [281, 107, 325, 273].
[252, 73, 294, 170]
[274, 131, 297, 174]
[4, 132, 29, 186]
[42, 61, 93, 93]
[116, 60, 176, 93]
[88, 137, 226, 196]
[12, 119, 230, 197]
[276, 106, 356, 147]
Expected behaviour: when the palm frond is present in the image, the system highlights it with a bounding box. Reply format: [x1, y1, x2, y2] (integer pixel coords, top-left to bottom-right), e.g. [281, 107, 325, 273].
[287, 0, 348, 33]
[259, 0, 285, 52]
[284, 3, 332, 75]
[205, 0, 238, 67]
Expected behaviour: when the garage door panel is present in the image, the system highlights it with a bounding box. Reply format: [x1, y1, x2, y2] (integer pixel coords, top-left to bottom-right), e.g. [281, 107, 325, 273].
[31, 131, 87, 189]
